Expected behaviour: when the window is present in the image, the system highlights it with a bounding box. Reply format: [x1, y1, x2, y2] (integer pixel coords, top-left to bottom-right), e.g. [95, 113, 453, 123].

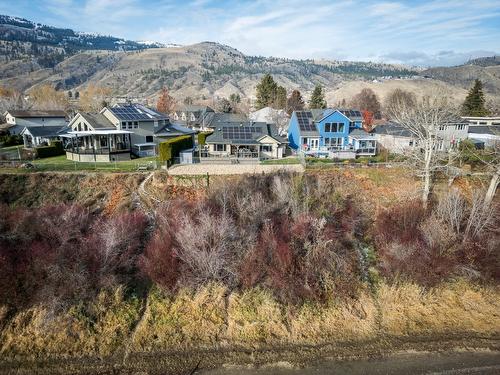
[121, 122, 126, 129]
[338, 123, 345, 133]
[302, 137, 308, 144]
[100, 137, 108, 147]
[154, 120, 158, 127]
[215, 144, 226, 151]
[261, 145, 272, 152]
[134, 121, 139, 128]
[325, 123, 331, 132]
[326, 137, 342, 147]
[128, 121, 133, 129]
[349, 121, 355, 129]
[438, 125, 445, 131]
[145, 136, 153, 143]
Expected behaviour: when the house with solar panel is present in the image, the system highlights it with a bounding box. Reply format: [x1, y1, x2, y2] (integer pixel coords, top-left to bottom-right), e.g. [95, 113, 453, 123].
[287, 109, 376, 158]
[63, 103, 195, 162]
[200, 121, 287, 162]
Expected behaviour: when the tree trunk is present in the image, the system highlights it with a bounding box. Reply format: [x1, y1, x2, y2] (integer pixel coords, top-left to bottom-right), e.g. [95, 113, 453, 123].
[422, 140, 433, 208]
[484, 169, 499, 206]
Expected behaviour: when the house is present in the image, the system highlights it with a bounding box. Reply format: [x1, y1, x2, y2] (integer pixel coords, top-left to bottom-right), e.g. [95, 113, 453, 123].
[467, 125, 500, 148]
[462, 116, 500, 126]
[372, 122, 417, 153]
[63, 103, 195, 162]
[20, 125, 68, 148]
[171, 105, 215, 129]
[287, 109, 376, 158]
[3, 110, 67, 135]
[204, 112, 248, 129]
[201, 121, 287, 163]
[249, 107, 289, 134]
[435, 119, 469, 151]
[372, 119, 470, 153]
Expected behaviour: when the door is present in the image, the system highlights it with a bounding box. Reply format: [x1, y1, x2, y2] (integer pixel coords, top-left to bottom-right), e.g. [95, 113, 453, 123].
[310, 138, 319, 149]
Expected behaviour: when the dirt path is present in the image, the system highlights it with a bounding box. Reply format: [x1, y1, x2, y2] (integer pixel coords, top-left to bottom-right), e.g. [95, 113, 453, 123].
[2, 336, 498, 375]
[202, 350, 500, 375]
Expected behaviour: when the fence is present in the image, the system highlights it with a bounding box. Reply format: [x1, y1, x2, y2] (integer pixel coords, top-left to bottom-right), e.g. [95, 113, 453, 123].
[0, 159, 160, 172]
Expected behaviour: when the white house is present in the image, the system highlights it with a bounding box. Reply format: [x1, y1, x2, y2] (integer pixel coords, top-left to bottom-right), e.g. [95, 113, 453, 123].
[3, 110, 67, 135]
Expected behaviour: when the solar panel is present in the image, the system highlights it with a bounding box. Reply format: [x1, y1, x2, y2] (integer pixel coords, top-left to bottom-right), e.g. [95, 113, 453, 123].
[222, 125, 263, 140]
[296, 111, 315, 132]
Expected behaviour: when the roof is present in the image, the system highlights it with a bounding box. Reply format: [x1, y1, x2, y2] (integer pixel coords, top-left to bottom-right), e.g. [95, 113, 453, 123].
[80, 112, 115, 129]
[205, 112, 248, 127]
[176, 105, 214, 113]
[468, 125, 500, 136]
[154, 121, 196, 136]
[249, 107, 288, 123]
[372, 122, 413, 137]
[308, 108, 363, 123]
[5, 110, 66, 118]
[21, 125, 67, 137]
[206, 121, 286, 145]
[69, 130, 133, 135]
[348, 128, 376, 140]
[109, 103, 168, 121]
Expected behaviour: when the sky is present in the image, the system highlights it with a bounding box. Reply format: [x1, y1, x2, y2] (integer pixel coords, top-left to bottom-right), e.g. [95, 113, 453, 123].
[1, 0, 500, 67]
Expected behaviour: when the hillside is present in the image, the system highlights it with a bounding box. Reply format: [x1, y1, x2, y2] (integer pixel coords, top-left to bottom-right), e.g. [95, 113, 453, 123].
[1, 15, 500, 106]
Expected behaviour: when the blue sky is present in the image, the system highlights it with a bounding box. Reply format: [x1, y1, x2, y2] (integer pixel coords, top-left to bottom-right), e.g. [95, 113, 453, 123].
[2, 0, 500, 66]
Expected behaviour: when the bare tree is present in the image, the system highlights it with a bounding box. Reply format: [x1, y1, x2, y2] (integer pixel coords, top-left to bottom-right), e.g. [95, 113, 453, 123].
[386, 95, 460, 206]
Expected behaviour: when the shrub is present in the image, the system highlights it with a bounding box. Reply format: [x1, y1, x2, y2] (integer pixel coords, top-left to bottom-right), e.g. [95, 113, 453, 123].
[0, 134, 22, 147]
[197, 131, 213, 146]
[35, 140, 65, 158]
[158, 135, 193, 164]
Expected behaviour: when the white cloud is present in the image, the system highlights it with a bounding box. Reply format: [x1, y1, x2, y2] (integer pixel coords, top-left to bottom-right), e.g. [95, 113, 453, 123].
[8, 0, 500, 66]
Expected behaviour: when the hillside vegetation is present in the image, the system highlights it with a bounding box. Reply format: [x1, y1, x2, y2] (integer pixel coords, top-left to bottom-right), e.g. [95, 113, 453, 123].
[0, 170, 498, 372]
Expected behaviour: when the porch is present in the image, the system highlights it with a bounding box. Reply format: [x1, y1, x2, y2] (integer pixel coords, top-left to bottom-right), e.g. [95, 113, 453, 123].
[62, 130, 133, 162]
[200, 144, 262, 163]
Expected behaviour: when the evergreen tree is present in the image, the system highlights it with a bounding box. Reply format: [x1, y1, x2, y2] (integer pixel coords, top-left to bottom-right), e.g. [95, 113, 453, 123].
[216, 98, 233, 113]
[229, 93, 241, 104]
[309, 85, 327, 109]
[273, 86, 287, 109]
[462, 79, 489, 116]
[286, 90, 305, 115]
[256, 74, 278, 109]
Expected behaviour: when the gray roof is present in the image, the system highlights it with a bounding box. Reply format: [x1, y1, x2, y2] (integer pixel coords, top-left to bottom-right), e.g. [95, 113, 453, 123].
[80, 112, 115, 129]
[206, 121, 286, 145]
[109, 103, 168, 121]
[372, 122, 413, 137]
[22, 125, 67, 137]
[205, 112, 248, 127]
[349, 128, 376, 140]
[154, 121, 196, 136]
[177, 105, 214, 113]
[6, 110, 66, 118]
[468, 125, 500, 136]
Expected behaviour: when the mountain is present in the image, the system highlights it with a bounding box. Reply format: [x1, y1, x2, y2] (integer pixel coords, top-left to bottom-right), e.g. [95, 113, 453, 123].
[421, 59, 500, 95]
[1, 14, 499, 107]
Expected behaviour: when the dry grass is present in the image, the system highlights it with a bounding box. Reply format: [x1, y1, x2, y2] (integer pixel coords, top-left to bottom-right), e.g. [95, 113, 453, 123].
[378, 281, 500, 336]
[226, 288, 289, 345]
[2, 282, 499, 359]
[132, 284, 227, 351]
[0, 287, 140, 358]
[288, 292, 377, 344]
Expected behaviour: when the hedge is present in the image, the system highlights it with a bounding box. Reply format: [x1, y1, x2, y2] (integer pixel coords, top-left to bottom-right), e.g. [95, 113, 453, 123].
[158, 135, 194, 164]
[197, 131, 213, 146]
[0, 134, 23, 147]
[35, 140, 65, 159]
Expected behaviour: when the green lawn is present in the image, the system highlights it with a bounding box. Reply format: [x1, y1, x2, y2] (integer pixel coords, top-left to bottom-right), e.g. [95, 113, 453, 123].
[261, 157, 301, 165]
[22, 155, 160, 172]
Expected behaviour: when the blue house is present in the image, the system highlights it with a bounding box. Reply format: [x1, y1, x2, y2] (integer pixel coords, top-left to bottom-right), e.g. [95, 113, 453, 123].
[287, 109, 376, 158]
